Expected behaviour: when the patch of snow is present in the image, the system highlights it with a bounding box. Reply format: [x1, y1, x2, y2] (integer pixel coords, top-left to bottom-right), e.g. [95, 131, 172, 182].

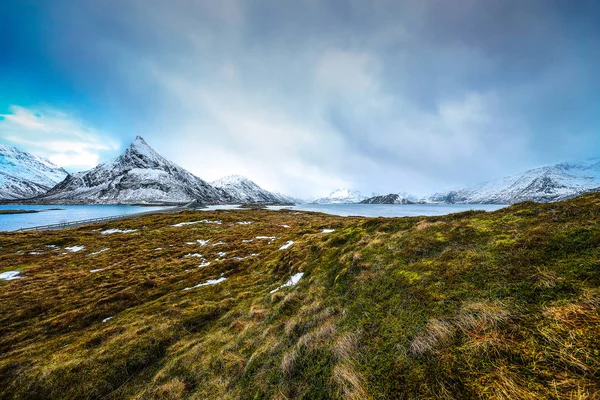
[197, 239, 210, 246]
[0, 270, 23, 281]
[155, 247, 163, 250]
[216, 251, 227, 258]
[29, 251, 44, 255]
[184, 253, 204, 258]
[102, 317, 112, 323]
[270, 272, 304, 293]
[172, 219, 222, 227]
[237, 221, 254, 225]
[183, 277, 227, 290]
[242, 239, 253, 243]
[101, 228, 137, 235]
[88, 248, 110, 256]
[279, 225, 291, 228]
[255, 236, 277, 244]
[211, 241, 226, 246]
[65, 246, 85, 253]
[198, 261, 211, 267]
[231, 253, 259, 261]
[322, 229, 335, 233]
[279, 240, 294, 250]
[90, 268, 104, 273]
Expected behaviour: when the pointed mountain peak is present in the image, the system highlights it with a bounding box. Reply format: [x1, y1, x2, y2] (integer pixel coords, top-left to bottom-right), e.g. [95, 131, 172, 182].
[122, 136, 164, 165]
[129, 136, 152, 150]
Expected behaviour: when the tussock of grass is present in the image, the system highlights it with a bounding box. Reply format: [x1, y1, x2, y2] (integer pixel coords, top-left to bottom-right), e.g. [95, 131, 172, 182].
[1, 195, 600, 398]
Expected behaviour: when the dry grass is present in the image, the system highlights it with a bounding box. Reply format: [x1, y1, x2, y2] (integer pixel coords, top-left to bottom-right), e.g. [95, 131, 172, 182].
[1, 194, 600, 398]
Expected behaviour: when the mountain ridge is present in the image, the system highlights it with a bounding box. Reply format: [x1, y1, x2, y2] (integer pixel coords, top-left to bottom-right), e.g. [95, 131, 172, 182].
[428, 159, 600, 204]
[211, 175, 295, 204]
[34, 136, 233, 205]
[312, 188, 367, 204]
[0, 145, 68, 200]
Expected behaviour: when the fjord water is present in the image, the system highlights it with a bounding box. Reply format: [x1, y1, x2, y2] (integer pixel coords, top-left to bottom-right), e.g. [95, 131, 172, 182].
[0, 203, 506, 231]
[0, 205, 171, 231]
[209, 203, 507, 217]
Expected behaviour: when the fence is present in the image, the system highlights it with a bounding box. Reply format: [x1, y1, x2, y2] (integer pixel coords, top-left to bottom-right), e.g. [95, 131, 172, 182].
[17, 207, 183, 231]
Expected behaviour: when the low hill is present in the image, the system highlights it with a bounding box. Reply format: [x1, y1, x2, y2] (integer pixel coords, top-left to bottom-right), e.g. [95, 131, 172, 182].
[1, 194, 599, 398]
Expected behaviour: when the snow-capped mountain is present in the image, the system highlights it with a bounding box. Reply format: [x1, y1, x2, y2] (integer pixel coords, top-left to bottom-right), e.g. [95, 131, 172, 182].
[312, 188, 367, 204]
[429, 159, 600, 204]
[0, 145, 68, 200]
[211, 175, 296, 204]
[37, 136, 232, 205]
[360, 193, 414, 204]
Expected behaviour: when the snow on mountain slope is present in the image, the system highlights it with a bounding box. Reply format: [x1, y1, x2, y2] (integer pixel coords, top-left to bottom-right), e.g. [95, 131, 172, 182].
[312, 188, 367, 204]
[211, 175, 296, 204]
[37, 136, 232, 205]
[429, 159, 600, 204]
[360, 193, 414, 204]
[0, 145, 68, 200]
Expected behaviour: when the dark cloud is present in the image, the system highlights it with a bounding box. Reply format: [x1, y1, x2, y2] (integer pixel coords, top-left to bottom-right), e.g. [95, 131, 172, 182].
[1, 0, 599, 196]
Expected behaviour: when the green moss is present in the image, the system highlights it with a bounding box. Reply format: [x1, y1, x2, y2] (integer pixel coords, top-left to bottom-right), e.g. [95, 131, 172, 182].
[1, 196, 600, 399]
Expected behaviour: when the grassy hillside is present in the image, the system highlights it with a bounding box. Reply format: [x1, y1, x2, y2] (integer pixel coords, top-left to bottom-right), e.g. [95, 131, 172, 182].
[1, 195, 599, 399]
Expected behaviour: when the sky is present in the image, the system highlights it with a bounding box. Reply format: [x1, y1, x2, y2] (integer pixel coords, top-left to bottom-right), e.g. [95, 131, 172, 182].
[0, 0, 599, 198]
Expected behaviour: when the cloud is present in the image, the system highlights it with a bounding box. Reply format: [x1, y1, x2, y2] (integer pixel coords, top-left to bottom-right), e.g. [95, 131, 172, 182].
[2, 0, 599, 197]
[0, 106, 119, 170]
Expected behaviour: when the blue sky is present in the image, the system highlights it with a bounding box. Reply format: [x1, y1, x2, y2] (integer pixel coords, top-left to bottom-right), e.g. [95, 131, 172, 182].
[0, 0, 599, 197]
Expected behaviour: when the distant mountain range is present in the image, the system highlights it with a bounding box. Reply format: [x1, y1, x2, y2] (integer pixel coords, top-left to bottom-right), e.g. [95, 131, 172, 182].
[0, 145, 68, 200]
[311, 188, 367, 204]
[427, 159, 600, 204]
[1, 137, 599, 205]
[0, 137, 294, 205]
[359, 193, 414, 204]
[211, 175, 297, 204]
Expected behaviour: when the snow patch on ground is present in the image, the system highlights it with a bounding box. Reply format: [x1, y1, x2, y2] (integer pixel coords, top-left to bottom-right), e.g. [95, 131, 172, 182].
[102, 317, 112, 323]
[29, 251, 44, 255]
[211, 241, 226, 246]
[184, 253, 204, 258]
[0, 270, 23, 281]
[90, 268, 104, 273]
[101, 228, 137, 235]
[237, 221, 254, 225]
[255, 236, 277, 244]
[279, 240, 294, 250]
[197, 239, 210, 246]
[89, 248, 110, 256]
[184, 277, 226, 290]
[231, 253, 259, 261]
[172, 219, 222, 227]
[65, 246, 85, 253]
[198, 261, 211, 268]
[322, 229, 335, 233]
[279, 225, 291, 228]
[270, 272, 304, 293]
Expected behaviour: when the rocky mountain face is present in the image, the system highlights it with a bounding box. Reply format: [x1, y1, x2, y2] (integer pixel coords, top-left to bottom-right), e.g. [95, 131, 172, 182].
[360, 193, 414, 204]
[212, 175, 296, 204]
[36, 137, 233, 205]
[428, 159, 600, 204]
[0, 145, 68, 200]
[312, 188, 367, 204]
